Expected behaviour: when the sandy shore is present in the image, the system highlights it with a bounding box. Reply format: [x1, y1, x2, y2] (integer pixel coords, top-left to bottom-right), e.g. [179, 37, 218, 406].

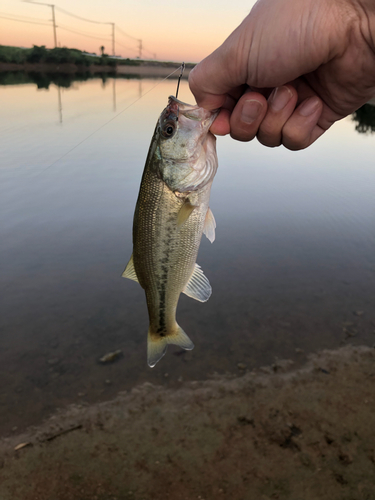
[0, 344, 374, 500]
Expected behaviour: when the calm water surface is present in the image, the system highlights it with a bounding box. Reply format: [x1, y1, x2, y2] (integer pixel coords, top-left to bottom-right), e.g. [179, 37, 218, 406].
[1, 74, 375, 435]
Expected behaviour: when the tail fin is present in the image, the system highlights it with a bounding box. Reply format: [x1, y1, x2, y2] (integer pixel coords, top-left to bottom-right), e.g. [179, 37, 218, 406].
[147, 324, 194, 368]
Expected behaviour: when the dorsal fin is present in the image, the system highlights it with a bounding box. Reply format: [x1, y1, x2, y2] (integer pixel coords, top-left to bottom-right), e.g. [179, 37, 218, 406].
[121, 254, 139, 283]
[183, 263, 212, 302]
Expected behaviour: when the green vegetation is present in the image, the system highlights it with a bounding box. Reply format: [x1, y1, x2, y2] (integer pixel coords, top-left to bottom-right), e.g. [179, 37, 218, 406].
[0, 44, 140, 67]
[352, 104, 375, 133]
[0, 45, 26, 64]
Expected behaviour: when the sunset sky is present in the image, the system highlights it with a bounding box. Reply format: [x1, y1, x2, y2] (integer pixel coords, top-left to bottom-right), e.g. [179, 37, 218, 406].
[1, 0, 256, 62]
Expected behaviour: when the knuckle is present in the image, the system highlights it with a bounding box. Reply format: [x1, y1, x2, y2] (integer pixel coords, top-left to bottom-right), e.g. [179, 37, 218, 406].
[282, 124, 310, 150]
[229, 115, 257, 142]
[259, 119, 278, 138]
[257, 134, 281, 148]
[257, 120, 281, 147]
[188, 68, 197, 91]
[230, 128, 256, 142]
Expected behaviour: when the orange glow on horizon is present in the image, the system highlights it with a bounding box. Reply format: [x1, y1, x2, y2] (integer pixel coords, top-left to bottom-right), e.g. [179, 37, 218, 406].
[0, 0, 254, 63]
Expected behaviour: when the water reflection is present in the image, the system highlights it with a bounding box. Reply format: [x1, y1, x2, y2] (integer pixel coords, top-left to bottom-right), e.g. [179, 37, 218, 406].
[57, 86, 62, 123]
[1, 70, 375, 134]
[0, 70, 116, 89]
[0, 73, 375, 436]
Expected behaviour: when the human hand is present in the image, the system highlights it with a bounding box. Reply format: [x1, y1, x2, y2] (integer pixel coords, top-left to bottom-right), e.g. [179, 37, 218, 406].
[189, 0, 375, 150]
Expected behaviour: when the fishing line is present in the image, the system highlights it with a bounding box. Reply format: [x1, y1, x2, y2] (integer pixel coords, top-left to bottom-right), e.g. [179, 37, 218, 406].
[175, 62, 185, 99]
[39, 64, 183, 174]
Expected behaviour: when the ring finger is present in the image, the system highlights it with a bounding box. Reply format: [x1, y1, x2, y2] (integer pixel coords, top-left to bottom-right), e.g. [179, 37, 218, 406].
[257, 85, 298, 147]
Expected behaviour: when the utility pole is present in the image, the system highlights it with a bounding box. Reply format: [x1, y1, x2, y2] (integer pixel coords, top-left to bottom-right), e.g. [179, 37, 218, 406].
[138, 39, 142, 59]
[111, 23, 115, 56]
[23, 1, 57, 48]
[51, 4, 57, 48]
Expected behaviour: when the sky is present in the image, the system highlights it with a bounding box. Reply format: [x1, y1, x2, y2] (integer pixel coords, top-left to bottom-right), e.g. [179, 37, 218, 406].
[0, 0, 256, 62]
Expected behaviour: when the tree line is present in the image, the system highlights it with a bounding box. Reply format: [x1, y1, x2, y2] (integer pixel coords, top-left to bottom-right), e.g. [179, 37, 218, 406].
[0, 45, 138, 67]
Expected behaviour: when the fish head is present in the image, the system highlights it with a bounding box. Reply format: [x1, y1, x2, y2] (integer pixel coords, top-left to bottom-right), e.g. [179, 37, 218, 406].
[156, 96, 218, 193]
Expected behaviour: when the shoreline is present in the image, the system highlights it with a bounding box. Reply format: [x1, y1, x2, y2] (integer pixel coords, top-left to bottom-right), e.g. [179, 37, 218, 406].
[1, 344, 374, 499]
[0, 62, 193, 78]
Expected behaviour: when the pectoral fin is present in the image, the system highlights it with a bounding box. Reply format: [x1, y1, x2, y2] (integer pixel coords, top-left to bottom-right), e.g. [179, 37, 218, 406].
[121, 254, 139, 283]
[177, 201, 196, 228]
[203, 207, 216, 243]
[183, 263, 212, 302]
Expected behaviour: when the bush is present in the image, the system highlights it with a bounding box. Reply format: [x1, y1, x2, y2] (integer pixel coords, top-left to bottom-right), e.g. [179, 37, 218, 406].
[352, 104, 375, 134]
[26, 45, 48, 63]
[0, 45, 27, 63]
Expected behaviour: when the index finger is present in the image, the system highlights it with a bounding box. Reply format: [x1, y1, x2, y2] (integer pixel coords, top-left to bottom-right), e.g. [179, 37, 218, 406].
[188, 47, 247, 110]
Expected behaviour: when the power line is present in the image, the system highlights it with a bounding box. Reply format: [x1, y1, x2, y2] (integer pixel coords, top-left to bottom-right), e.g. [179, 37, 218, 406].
[58, 23, 112, 41]
[4, 5, 154, 59]
[115, 39, 139, 54]
[116, 26, 154, 59]
[0, 11, 48, 22]
[55, 6, 111, 25]
[142, 47, 156, 58]
[55, 6, 115, 55]
[23, 1, 57, 48]
[58, 25, 111, 42]
[0, 14, 50, 26]
[116, 25, 139, 42]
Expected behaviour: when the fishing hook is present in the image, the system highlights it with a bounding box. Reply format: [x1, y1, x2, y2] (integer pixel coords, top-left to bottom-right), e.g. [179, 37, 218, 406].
[175, 62, 185, 99]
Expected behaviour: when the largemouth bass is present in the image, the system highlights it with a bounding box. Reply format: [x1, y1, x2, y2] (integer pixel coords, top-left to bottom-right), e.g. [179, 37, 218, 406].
[123, 96, 218, 367]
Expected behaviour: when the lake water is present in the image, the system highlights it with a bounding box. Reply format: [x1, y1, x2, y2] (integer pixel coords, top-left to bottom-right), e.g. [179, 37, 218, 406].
[1, 73, 375, 435]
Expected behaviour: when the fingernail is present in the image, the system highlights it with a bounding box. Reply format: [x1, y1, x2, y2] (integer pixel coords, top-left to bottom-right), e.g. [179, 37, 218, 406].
[299, 97, 321, 117]
[241, 100, 263, 124]
[269, 86, 293, 112]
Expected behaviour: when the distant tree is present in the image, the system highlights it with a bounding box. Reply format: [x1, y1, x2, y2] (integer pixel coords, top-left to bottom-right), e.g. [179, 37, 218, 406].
[26, 45, 47, 63]
[100, 46, 105, 56]
[352, 104, 375, 134]
[0, 45, 26, 63]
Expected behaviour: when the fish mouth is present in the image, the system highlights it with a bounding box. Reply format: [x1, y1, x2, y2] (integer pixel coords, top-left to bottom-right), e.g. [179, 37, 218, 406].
[167, 96, 218, 127]
[168, 95, 199, 110]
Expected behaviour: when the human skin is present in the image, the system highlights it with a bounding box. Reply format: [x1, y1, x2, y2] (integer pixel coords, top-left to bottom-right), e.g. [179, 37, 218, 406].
[189, 0, 375, 150]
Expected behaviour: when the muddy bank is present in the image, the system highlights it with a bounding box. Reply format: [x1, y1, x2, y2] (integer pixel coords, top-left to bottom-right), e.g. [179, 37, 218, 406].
[115, 64, 192, 78]
[0, 345, 374, 500]
[0, 62, 116, 73]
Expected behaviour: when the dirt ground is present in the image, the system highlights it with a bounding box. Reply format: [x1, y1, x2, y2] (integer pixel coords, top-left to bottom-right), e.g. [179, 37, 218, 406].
[0, 345, 374, 500]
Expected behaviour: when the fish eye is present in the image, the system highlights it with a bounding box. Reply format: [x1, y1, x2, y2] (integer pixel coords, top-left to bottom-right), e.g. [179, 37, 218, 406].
[161, 121, 176, 138]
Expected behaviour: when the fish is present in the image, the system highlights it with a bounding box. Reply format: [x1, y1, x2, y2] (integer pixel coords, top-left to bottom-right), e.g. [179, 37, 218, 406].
[123, 96, 218, 367]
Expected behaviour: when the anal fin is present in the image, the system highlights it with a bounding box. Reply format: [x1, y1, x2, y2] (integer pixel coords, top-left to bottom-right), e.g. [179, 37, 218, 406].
[121, 254, 139, 283]
[183, 263, 212, 302]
